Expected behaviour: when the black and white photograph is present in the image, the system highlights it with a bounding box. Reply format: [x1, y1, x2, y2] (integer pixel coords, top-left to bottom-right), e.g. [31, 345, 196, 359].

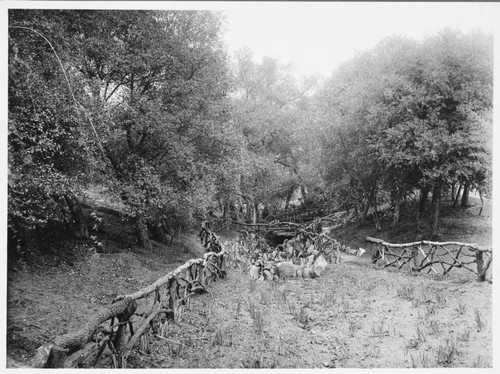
[4, 1, 498, 369]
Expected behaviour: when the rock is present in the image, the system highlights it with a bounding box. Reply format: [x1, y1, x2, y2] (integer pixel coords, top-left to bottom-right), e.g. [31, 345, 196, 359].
[306, 254, 315, 267]
[312, 255, 328, 278]
[276, 261, 300, 278]
[249, 265, 260, 280]
[263, 269, 273, 280]
[357, 248, 366, 256]
[306, 244, 315, 254]
[302, 267, 312, 278]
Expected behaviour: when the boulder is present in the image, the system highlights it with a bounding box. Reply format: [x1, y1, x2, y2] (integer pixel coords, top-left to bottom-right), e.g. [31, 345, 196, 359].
[263, 269, 273, 281]
[276, 261, 300, 278]
[249, 265, 260, 280]
[312, 255, 328, 278]
[302, 267, 312, 278]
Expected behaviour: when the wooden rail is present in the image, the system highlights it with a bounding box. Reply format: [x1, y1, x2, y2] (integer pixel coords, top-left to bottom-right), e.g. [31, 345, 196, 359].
[32, 224, 228, 368]
[365, 237, 492, 282]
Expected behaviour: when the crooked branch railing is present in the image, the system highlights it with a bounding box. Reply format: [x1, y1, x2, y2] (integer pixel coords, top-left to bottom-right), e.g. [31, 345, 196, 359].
[366, 237, 492, 282]
[32, 224, 228, 368]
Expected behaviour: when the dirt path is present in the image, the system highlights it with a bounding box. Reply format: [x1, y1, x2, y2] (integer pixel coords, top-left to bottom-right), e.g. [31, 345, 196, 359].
[123, 252, 492, 368]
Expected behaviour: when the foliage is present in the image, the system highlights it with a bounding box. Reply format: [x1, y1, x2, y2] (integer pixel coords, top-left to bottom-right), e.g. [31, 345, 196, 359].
[314, 31, 492, 232]
[8, 9, 237, 249]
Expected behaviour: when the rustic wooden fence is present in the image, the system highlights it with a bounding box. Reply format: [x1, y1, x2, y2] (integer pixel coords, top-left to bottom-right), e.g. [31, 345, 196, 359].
[366, 237, 492, 282]
[32, 224, 228, 368]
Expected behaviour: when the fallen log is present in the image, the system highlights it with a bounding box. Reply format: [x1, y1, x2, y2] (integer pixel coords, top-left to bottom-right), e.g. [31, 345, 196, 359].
[32, 299, 134, 368]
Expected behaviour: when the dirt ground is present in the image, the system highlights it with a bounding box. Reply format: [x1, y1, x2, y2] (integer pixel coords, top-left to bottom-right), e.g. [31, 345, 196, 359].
[6, 197, 493, 368]
[123, 252, 492, 369]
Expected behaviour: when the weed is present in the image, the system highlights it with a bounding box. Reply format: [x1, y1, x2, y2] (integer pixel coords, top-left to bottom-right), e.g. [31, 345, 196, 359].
[411, 297, 422, 308]
[472, 355, 491, 368]
[435, 293, 447, 308]
[366, 345, 381, 358]
[415, 325, 427, 342]
[436, 337, 457, 366]
[427, 320, 440, 335]
[293, 305, 310, 325]
[270, 280, 278, 292]
[342, 299, 351, 315]
[259, 288, 271, 305]
[275, 332, 286, 355]
[396, 284, 415, 300]
[474, 308, 484, 331]
[425, 303, 436, 318]
[235, 298, 242, 318]
[248, 300, 265, 334]
[404, 339, 419, 356]
[457, 327, 470, 342]
[455, 302, 466, 315]
[371, 319, 388, 337]
[213, 324, 233, 347]
[348, 321, 357, 337]
[280, 288, 290, 307]
[410, 352, 432, 368]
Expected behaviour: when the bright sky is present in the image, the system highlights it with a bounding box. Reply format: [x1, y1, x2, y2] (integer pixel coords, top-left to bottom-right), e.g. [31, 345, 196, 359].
[222, 2, 498, 77]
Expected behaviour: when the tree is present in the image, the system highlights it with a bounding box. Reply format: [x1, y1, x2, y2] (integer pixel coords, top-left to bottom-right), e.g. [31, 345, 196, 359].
[230, 48, 320, 222]
[314, 31, 492, 235]
[8, 10, 238, 250]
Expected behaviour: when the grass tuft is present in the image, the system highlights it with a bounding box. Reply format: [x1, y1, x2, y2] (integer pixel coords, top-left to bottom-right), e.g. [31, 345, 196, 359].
[409, 352, 432, 368]
[427, 320, 440, 335]
[248, 300, 265, 334]
[455, 302, 466, 315]
[474, 308, 484, 331]
[457, 327, 470, 342]
[396, 284, 415, 300]
[436, 337, 457, 366]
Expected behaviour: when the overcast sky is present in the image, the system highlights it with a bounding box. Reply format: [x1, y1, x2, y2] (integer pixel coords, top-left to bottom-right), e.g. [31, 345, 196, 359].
[222, 2, 497, 77]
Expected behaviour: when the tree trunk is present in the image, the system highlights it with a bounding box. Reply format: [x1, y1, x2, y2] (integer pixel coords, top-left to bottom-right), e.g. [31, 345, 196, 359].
[359, 199, 370, 226]
[135, 214, 151, 250]
[419, 186, 430, 216]
[450, 183, 456, 201]
[300, 185, 308, 208]
[392, 195, 401, 228]
[417, 186, 430, 232]
[255, 202, 261, 223]
[461, 181, 470, 207]
[478, 189, 484, 216]
[431, 183, 441, 237]
[453, 183, 463, 208]
[64, 195, 90, 239]
[284, 186, 295, 211]
[251, 202, 257, 224]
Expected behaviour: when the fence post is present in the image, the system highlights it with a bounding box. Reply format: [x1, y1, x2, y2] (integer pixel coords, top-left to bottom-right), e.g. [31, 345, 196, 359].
[476, 250, 485, 282]
[412, 246, 418, 270]
[371, 244, 380, 264]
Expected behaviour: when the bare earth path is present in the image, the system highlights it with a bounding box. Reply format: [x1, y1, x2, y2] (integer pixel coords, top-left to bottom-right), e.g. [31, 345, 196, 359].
[125, 252, 492, 369]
